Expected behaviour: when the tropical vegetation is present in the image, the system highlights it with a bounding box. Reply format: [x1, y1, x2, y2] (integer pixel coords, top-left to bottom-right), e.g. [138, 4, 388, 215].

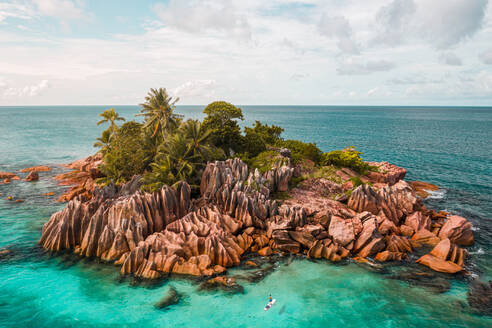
[93, 87, 372, 193]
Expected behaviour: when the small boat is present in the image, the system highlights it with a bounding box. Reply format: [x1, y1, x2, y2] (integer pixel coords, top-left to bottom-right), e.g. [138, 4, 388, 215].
[264, 299, 276, 311]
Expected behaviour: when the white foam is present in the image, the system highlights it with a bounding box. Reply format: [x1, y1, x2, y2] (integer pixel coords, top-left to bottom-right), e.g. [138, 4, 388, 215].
[426, 189, 446, 200]
[469, 248, 484, 255]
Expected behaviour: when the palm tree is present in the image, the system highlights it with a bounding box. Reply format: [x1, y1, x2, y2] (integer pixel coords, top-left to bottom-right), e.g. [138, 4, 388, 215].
[97, 108, 125, 132]
[137, 88, 182, 139]
[93, 129, 112, 154]
[179, 119, 214, 160]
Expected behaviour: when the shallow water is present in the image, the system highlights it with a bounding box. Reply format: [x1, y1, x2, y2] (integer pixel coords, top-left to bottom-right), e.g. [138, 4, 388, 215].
[0, 105, 491, 327]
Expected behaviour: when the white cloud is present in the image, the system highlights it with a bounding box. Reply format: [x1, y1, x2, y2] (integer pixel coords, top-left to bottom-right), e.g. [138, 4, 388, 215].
[479, 49, 492, 64]
[1, 0, 492, 105]
[373, 0, 489, 49]
[439, 52, 463, 66]
[33, 0, 85, 20]
[153, 0, 251, 40]
[290, 73, 310, 81]
[170, 80, 217, 100]
[1, 79, 49, 98]
[367, 87, 378, 96]
[0, 2, 33, 22]
[318, 15, 359, 54]
[477, 71, 492, 92]
[337, 59, 396, 75]
[374, 0, 416, 46]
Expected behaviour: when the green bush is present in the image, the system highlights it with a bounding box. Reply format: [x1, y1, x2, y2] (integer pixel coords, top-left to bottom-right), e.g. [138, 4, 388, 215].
[276, 139, 322, 164]
[99, 121, 152, 184]
[321, 147, 371, 174]
[249, 150, 288, 174]
[202, 101, 244, 155]
[244, 121, 283, 145]
[243, 129, 267, 157]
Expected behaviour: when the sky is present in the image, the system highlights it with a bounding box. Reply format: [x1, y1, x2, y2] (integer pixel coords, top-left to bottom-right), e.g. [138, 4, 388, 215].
[1, 0, 492, 106]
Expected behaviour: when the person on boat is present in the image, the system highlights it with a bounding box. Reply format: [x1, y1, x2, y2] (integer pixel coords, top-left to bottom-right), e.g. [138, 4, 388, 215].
[268, 294, 273, 303]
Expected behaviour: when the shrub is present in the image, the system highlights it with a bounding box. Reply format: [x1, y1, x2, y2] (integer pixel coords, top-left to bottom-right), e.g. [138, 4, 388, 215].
[249, 150, 288, 174]
[99, 121, 151, 184]
[202, 101, 244, 155]
[321, 147, 371, 174]
[276, 139, 322, 164]
[243, 129, 267, 157]
[244, 121, 284, 145]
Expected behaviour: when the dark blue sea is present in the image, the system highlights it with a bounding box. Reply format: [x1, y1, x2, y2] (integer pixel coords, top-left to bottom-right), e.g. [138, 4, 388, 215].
[0, 105, 491, 327]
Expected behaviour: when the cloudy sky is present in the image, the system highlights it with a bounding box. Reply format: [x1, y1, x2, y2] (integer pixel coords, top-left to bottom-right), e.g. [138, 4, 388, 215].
[1, 0, 492, 105]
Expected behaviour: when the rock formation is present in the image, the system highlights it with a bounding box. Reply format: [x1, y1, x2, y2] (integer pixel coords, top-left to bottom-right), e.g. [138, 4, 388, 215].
[54, 154, 104, 202]
[0, 172, 20, 181]
[438, 215, 474, 246]
[20, 165, 51, 173]
[40, 157, 475, 278]
[348, 181, 418, 224]
[365, 161, 406, 185]
[25, 171, 39, 181]
[416, 238, 468, 273]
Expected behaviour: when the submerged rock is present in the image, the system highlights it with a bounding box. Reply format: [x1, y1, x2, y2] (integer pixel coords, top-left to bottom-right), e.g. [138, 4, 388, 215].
[234, 264, 276, 283]
[198, 276, 244, 294]
[389, 271, 451, 293]
[408, 181, 439, 198]
[467, 280, 492, 315]
[155, 287, 181, 310]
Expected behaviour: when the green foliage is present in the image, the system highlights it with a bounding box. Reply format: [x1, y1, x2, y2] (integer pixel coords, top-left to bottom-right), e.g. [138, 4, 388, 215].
[142, 120, 222, 192]
[276, 139, 322, 164]
[244, 121, 283, 145]
[202, 101, 244, 155]
[249, 150, 289, 174]
[92, 88, 375, 198]
[203, 101, 244, 122]
[272, 191, 290, 201]
[305, 165, 343, 184]
[137, 88, 182, 140]
[289, 176, 305, 188]
[93, 128, 112, 155]
[242, 121, 284, 158]
[350, 176, 364, 188]
[97, 108, 125, 132]
[99, 121, 151, 184]
[243, 129, 267, 158]
[321, 147, 371, 174]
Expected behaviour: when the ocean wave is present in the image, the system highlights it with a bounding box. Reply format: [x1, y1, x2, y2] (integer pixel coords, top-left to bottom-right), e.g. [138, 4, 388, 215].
[469, 248, 485, 255]
[426, 189, 447, 200]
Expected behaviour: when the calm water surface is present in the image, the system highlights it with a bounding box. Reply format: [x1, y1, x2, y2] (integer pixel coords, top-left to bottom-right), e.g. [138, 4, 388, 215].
[0, 105, 491, 327]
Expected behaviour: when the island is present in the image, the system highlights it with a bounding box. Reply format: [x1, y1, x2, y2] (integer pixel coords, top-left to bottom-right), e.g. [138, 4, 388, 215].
[38, 88, 476, 284]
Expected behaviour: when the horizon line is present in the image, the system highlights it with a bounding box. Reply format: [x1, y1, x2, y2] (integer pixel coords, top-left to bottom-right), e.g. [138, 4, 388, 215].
[1, 104, 492, 108]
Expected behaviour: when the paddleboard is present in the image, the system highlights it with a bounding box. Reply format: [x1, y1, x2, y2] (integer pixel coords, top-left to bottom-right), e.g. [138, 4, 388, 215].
[264, 299, 276, 311]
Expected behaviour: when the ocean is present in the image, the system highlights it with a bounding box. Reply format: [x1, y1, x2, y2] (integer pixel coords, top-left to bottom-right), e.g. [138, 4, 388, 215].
[0, 105, 491, 327]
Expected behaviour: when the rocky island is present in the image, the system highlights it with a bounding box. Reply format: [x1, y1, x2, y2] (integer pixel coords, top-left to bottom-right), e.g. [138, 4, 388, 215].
[38, 88, 477, 283]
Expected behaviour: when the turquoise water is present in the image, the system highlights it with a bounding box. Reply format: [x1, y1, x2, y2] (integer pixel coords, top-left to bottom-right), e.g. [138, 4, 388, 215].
[1, 105, 491, 327]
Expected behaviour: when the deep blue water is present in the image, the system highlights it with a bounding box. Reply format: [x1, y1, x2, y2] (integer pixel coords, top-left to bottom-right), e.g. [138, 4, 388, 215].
[0, 105, 491, 327]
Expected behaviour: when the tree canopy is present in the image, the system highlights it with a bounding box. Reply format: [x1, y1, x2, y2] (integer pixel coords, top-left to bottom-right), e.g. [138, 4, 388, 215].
[93, 88, 371, 193]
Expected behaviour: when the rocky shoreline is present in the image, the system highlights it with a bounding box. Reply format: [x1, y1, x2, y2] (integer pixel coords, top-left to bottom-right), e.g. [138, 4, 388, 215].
[39, 153, 476, 281]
